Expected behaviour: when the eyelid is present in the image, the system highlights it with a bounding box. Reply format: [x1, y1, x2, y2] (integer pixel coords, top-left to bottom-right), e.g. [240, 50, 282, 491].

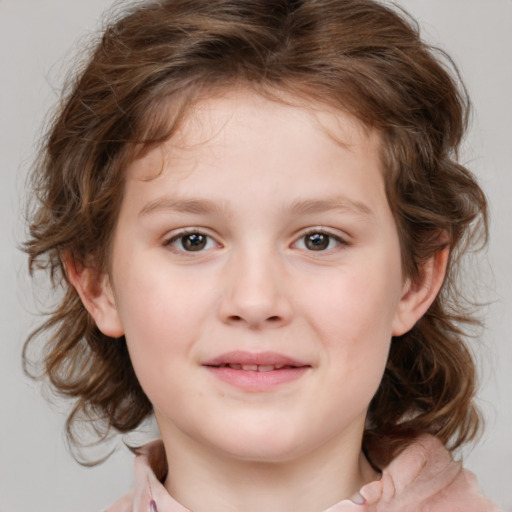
[292, 227, 350, 251]
[163, 227, 221, 253]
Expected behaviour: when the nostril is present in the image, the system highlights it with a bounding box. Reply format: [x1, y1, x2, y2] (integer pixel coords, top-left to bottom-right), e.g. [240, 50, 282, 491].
[226, 314, 282, 326]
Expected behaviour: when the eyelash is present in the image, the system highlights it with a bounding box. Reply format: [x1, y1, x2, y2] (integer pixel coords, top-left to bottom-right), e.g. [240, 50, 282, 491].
[163, 228, 348, 254]
[293, 228, 347, 252]
[164, 229, 218, 253]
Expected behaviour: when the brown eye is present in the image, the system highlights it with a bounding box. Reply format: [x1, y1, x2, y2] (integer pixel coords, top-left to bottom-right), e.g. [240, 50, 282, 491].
[180, 233, 207, 251]
[295, 231, 343, 252]
[304, 233, 330, 251]
[166, 231, 216, 252]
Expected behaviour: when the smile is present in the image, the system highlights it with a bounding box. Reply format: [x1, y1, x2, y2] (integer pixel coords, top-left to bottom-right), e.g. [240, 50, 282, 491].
[203, 351, 311, 391]
[212, 363, 299, 372]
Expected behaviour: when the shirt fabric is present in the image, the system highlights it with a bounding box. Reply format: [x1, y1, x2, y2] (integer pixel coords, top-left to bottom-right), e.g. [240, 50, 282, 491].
[105, 435, 500, 512]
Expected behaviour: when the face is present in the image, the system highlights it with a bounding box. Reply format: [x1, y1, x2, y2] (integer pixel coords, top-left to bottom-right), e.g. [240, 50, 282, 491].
[93, 90, 419, 463]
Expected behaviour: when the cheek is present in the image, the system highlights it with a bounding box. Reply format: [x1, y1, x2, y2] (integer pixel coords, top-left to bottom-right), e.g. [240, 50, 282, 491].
[111, 261, 212, 385]
[304, 263, 399, 388]
[309, 265, 400, 340]
[114, 252, 210, 331]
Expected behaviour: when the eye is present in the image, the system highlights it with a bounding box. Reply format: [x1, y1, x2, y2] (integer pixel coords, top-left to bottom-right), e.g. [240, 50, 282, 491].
[294, 231, 344, 251]
[165, 231, 217, 252]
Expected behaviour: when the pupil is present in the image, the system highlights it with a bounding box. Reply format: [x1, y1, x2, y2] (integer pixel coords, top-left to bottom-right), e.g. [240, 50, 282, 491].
[182, 234, 206, 251]
[306, 233, 329, 250]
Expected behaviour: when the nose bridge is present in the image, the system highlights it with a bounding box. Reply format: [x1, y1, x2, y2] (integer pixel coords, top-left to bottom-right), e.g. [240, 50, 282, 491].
[219, 241, 292, 328]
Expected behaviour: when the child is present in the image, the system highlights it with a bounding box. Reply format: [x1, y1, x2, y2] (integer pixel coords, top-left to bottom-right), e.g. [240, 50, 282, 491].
[23, 0, 500, 510]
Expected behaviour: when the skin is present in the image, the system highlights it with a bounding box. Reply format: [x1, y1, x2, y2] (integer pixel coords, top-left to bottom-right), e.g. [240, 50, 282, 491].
[70, 89, 446, 512]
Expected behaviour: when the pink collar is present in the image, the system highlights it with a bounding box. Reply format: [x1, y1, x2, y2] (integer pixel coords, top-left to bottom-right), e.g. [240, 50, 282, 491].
[106, 435, 499, 512]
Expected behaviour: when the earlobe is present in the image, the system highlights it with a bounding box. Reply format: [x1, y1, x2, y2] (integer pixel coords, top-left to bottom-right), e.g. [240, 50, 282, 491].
[65, 255, 124, 338]
[392, 247, 449, 336]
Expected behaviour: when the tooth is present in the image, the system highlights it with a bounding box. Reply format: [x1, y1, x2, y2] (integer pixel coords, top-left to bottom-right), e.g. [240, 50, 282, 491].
[242, 364, 258, 371]
[229, 364, 242, 370]
[257, 365, 275, 372]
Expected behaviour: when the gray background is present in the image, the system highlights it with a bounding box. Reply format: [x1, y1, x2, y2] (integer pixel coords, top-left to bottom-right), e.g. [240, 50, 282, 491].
[1, 1, 511, 510]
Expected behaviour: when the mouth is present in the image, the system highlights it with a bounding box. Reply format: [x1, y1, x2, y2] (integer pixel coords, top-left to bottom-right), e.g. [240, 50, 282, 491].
[203, 350, 310, 370]
[202, 351, 311, 391]
[209, 363, 302, 372]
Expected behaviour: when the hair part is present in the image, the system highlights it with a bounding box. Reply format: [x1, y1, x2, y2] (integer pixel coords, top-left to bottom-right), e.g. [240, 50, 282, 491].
[24, 0, 487, 463]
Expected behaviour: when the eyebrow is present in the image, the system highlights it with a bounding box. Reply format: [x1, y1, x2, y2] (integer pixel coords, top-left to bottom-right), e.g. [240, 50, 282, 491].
[287, 197, 373, 217]
[139, 196, 373, 218]
[139, 198, 230, 217]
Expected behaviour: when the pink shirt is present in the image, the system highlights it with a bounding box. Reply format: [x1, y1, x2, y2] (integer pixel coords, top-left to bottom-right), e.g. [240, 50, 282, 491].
[105, 435, 500, 512]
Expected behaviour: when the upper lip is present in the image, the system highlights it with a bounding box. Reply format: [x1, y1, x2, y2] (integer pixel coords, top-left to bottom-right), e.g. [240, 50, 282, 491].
[203, 351, 310, 368]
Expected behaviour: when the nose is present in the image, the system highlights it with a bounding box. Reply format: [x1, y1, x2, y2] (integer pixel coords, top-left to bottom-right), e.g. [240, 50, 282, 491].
[217, 248, 293, 329]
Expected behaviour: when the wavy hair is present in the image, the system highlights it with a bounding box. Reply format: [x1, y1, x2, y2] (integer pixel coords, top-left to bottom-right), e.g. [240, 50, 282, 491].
[24, 0, 488, 463]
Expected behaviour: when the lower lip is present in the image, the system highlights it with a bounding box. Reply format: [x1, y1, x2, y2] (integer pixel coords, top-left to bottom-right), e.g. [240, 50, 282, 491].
[204, 366, 310, 391]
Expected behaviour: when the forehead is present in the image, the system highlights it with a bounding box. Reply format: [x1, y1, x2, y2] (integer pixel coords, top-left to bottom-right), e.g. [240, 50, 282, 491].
[126, 88, 382, 183]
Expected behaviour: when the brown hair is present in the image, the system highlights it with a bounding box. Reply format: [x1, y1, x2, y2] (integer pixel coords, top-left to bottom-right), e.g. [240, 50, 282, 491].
[24, 0, 488, 463]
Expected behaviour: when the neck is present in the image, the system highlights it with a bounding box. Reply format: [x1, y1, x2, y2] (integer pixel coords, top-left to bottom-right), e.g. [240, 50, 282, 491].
[160, 425, 379, 512]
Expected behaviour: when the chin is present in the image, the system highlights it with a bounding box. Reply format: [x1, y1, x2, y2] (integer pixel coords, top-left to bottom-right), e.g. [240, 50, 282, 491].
[205, 423, 312, 464]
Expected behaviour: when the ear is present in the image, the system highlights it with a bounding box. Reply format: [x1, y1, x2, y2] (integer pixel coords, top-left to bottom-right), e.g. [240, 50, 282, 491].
[65, 255, 124, 338]
[392, 247, 449, 336]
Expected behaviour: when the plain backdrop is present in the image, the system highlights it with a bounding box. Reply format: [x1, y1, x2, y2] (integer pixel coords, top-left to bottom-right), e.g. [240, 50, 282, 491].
[1, 1, 511, 510]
